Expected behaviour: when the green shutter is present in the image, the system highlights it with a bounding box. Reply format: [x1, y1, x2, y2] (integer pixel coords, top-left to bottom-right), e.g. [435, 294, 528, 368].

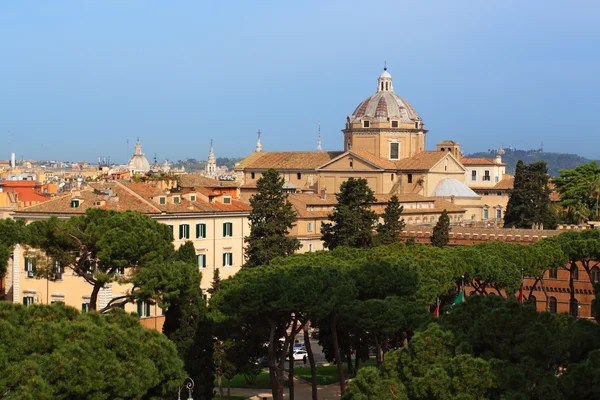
[145, 302, 151, 317]
[137, 302, 142, 316]
[179, 225, 183, 239]
[196, 224, 200, 238]
[201, 224, 206, 238]
[223, 253, 226, 266]
[223, 223, 226, 237]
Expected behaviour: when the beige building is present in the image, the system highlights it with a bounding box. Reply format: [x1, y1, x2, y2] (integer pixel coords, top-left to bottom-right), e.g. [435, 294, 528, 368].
[6, 179, 250, 317]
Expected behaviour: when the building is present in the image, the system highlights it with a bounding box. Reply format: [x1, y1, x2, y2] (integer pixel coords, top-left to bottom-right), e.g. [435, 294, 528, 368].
[0, 180, 50, 218]
[127, 139, 151, 175]
[6, 179, 250, 324]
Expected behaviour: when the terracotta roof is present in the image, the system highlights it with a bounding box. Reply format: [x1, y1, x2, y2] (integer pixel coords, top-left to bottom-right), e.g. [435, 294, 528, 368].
[349, 151, 399, 169]
[178, 174, 239, 188]
[395, 151, 449, 170]
[493, 176, 514, 190]
[236, 152, 343, 170]
[461, 157, 506, 166]
[16, 181, 251, 216]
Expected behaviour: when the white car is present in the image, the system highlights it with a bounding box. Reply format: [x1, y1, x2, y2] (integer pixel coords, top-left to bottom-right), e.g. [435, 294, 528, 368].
[286, 350, 308, 362]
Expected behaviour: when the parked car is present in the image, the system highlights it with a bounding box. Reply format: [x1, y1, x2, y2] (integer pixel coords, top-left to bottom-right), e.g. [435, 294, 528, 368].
[286, 350, 308, 362]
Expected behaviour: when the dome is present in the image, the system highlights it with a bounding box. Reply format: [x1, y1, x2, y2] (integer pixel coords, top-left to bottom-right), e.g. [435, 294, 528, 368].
[127, 140, 150, 173]
[349, 69, 421, 124]
[432, 178, 479, 198]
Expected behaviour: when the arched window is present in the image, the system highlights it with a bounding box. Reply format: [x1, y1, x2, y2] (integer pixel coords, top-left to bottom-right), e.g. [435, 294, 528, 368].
[573, 267, 579, 281]
[529, 295, 537, 310]
[423, 217, 428, 224]
[548, 268, 558, 279]
[549, 297, 557, 313]
[570, 298, 579, 317]
[381, 82, 384, 91]
[592, 266, 600, 283]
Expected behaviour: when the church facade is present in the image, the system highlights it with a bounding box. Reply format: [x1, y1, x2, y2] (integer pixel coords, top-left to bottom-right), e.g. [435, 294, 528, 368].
[234, 69, 513, 225]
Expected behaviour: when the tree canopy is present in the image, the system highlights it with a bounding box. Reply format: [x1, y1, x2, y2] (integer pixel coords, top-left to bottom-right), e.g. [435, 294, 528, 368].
[0, 302, 185, 399]
[376, 195, 405, 245]
[244, 168, 300, 267]
[553, 161, 600, 223]
[504, 160, 557, 229]
[430, 209, 450, 247]
[321, 178, 378, 249]
[0, 218, 24, 284]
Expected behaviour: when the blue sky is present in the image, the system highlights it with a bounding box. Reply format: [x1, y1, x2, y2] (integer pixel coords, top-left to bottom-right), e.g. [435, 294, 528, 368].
[1, 1, 599, 162]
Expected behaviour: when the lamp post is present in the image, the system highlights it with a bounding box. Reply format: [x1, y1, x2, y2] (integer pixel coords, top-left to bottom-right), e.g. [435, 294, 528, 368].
[177, 377, 194, 400]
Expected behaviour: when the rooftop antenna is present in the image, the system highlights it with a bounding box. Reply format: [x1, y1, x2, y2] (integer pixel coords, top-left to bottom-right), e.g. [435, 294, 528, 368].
[384, 60, 387, 71]
[317, 122, 323, 152]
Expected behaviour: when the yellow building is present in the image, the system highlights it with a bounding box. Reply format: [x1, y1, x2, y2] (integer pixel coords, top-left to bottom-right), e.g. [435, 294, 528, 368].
[7, 180, 250, 317]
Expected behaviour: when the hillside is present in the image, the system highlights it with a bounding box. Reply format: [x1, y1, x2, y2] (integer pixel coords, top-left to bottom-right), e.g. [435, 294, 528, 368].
[172, 157, 242, 172]
[466, 148, 599, 176]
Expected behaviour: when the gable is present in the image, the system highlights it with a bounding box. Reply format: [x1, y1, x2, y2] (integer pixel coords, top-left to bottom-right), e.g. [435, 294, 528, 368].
[318, 152, 383, 171]
[430, 154, 466, 173]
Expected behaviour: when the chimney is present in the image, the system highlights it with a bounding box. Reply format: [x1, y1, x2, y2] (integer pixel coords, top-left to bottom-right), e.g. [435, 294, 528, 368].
[320, 188, 327, 200]
[495, 154, 502, 164]
[450, 195, 455, 204]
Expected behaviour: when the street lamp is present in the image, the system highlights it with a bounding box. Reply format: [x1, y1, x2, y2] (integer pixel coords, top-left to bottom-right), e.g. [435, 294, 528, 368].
[177, 377, 194, 400]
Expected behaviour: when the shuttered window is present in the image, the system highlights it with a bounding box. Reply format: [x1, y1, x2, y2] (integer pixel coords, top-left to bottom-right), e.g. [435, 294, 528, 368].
[223, 252, 233, 267]
[179, 224, 190, 240]
[196, 223, 207, 239]
[197, 254, 207, 268]
[223, 222, 233, 237]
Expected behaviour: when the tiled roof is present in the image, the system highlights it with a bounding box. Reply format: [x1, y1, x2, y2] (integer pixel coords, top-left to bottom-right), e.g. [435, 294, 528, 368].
[236, 152, 343, 170]
[493, 176, 514, 190]
[178, 174, 239, 188]
[395, 151, 449, 170]
[16, 181, 251, 216]
[461, 157, 506, 166]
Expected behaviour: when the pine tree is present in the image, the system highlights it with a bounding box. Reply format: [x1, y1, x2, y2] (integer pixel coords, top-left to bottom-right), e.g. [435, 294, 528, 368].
[321, 178, 378, 249]
[244, 168, 300, 267]
[504, 161, 557, 229]
[208, 268, 221, 295]
[431, 209, 450, 247]
[176, 241, 197, 265]
[376, 195, 405, 245]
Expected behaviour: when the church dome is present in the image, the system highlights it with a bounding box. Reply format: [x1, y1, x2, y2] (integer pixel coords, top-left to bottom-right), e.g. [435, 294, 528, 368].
[128, 139, 150, 173]
[432, 178, 479, 198]
[349, 68, 421, 124]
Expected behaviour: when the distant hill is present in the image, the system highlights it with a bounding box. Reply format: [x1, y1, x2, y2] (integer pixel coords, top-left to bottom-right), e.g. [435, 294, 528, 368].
[466, 148, 599, 177]
[172, 157, 243, 172]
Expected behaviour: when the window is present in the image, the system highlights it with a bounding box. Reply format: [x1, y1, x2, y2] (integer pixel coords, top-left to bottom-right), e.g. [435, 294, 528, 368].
[307, 222, 313, 232]
[179, 224, 190, 240]
[483, 192, 490, 196]
[23, 296, 35, 306]
[173, 197, 180, 204]
[391, 174, 394, 181]
[117, 266, 125, 275]
[223, 196, 231, 204]
[159, 197, 166, 205]
[297, 173, 302, 180]
[349, 158, 353, 168]
[308, 244, 313, 252]
[591, 267, 600, 283]
[483, 171, 491, 181]
[529, 295, 537, 309]
[569, 299, 579, 317]
[310, 206, 315, 211]
[196, 223, 207, 239]
[137, 301, 151, 318]
[548, 268, 558, 279]
[483, 208, 489, 220]
[471, 170, 477, 181]
[573, 267, 579, 281]
[389, 142, 399, 160]
[167, 224, 173, 238]
[251, 172, 255, 179]
[496, 209, 502, 219]
[54, 261, 63, 280]
[391, 120, 399, 128]
[223, 222, 233, 237]
[82, 303, 89, 313]
[24, 257, 36, 278]
[497, 192, 502, 196]
[71, 199, 80, 208]
[363, 120, 370, 128]
[223, 252, 233, 267]
[407, 174, 413, 184]
[197, 254, 206, 268]
[495, 176, 499, 183]
[190, 195, 196, 201]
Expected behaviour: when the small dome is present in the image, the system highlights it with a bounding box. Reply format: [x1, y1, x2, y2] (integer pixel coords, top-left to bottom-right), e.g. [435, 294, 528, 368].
[128, 140, 150, 173]
[349, 69, 421, 124]
[432, 178, 479, 198]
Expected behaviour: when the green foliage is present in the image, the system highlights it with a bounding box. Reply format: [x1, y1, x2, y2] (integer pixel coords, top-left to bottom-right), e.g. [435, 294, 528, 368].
[553, 161, 600, 223]
[176, 240, 197, 265]
[160, 259, 214, 400]
[376, 195, 405, 245]
[430, 209, 450, 247]
[504, 160, 557, 229]
[244, 168, 300, 267]
[0, 302, 185, 399]
[0, 218, 25, 282]
[208, 268, 222, 295]
[23, 209, 174, 310]
[322, 178, 378, 249]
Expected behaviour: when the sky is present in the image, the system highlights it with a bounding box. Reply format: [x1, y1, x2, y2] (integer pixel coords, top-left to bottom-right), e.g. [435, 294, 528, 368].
[1, 1, 599, 163]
